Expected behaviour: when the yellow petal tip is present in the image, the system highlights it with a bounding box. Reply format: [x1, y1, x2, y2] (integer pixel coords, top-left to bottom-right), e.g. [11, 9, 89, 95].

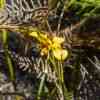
[53, 49, 68, 60]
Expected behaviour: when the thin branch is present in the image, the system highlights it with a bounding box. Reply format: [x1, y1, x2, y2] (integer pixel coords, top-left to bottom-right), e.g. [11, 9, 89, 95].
[0, 24, 19, 29]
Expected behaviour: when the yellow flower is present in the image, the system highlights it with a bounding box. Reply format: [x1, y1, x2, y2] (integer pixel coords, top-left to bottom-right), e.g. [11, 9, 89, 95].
[29, 30, 68, 60]
[53, 49, 68, 60]
[51, 36, 65, 49]
[39, 33, 51, 44]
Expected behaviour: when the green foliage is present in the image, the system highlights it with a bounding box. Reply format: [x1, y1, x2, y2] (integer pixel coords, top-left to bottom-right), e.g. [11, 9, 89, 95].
[49, 0, 100, 18]
[64, 0, 100, 17]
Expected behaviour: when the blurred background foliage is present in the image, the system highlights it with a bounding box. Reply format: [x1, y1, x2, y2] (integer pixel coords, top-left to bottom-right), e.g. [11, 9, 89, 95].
[0, 0, 100, 100]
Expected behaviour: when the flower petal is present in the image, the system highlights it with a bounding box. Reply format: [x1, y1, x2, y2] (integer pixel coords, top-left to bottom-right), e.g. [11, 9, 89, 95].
[52, 37, 65, 44]
[29, 31, 38, 38]
[53, 49, 68, 60]
[41, 48, 48, 56]
[51, 42, 61, 49]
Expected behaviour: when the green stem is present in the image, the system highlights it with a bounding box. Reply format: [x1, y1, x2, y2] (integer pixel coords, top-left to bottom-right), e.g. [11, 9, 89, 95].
[5, 50, 15, 81]
[37, 74, 46, 100]
[2, 30, 15, 81]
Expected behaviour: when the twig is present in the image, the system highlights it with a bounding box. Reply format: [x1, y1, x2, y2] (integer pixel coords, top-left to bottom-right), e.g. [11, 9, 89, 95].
[0, 24, 19, 29]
